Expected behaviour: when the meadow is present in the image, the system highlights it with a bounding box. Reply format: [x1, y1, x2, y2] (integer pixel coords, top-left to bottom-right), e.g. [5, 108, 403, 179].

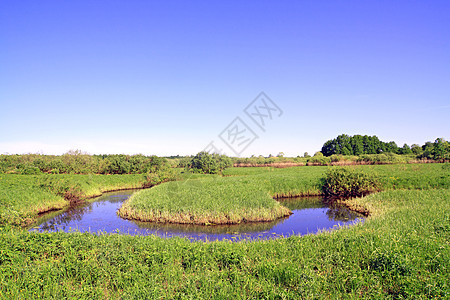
[0, 163, 448, 298]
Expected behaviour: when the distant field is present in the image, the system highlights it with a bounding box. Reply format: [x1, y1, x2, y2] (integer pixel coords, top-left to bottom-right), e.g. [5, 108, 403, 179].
[224, 163, 450, 191]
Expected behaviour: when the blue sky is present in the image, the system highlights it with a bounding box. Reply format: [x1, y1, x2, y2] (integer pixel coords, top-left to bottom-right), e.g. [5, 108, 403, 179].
[1, 1, 449, 156]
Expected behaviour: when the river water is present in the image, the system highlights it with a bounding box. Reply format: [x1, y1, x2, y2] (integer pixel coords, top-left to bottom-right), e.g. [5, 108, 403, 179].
[30, 190, 364, 241]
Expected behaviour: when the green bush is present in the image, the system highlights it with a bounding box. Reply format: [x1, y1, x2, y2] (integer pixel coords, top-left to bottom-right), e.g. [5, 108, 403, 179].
[307, 152, 331, 166]
[322, 167, 380, 198]
[187, 152, 232, 174]
[20, 166, 42, 175]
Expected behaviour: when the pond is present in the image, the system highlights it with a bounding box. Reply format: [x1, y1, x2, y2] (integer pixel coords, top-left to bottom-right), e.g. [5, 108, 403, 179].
[30, 190, 365, 241]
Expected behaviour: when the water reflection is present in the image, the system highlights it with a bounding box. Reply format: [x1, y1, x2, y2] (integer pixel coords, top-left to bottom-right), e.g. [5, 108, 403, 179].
[30, 191, 364, 241]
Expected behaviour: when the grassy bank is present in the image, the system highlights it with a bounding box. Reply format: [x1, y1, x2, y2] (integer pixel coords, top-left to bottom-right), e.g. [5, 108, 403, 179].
[0, 174, 148, 227]
[0, 188, 448, 298]
[118, 176, 292, 225]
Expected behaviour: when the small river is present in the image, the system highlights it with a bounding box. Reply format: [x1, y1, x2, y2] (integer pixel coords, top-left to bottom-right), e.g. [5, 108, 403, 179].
[30, 190, 364, 241]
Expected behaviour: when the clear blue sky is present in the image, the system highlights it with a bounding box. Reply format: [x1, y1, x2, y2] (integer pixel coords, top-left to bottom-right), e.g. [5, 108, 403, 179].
[1, 1, 449, 156]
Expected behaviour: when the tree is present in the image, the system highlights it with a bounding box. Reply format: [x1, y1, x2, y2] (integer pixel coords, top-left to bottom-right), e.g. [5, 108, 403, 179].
[422, 142, 434, 159]
[398, 144, 412, 155]
[432, 138, 450, 160]
[411, 144, 422, 155]
[188, 152, 232, 174]
[303, 152, 311, 158]
[384, 141, 399, 154]
[321, 134, 397, 156]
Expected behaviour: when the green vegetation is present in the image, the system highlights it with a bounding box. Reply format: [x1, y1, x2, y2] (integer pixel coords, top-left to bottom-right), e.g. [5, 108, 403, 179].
[224, 163, 450, 191]
[187, 151, 233, 174]
[322, 167, 381, 198]
[322, 134, 450, 160]
[0, 151, 172, 175]
[119, 176, 291, 225]
[0, 188, 448, 298]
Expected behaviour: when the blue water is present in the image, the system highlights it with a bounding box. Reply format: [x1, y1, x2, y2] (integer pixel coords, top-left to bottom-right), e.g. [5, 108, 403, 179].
[30, 190, 364, 241]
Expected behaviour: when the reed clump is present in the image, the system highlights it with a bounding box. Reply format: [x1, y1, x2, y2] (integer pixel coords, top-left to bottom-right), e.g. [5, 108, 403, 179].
[118, 177, 292, 225]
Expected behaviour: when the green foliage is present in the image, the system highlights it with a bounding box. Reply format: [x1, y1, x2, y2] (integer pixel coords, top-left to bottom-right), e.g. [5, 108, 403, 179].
[20, 166, 42, 175]
[0, 151, 173, 175]
[187, 152, 232, 174]
[307, 152, 331, 165]
[411, 144, 423, 155]
[432, 138, 450, 160]
[322, 134, 404, 156]
[322, 167, 381, 198]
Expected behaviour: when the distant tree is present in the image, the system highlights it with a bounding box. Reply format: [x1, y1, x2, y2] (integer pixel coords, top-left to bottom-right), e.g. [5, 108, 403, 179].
[398, 144, 412, 155]
[384, 141, 399, 154]
[432, 138, 450, 160]
[422, 142, 434, 159]
[277, 152, 284, 157]
[321, 134, 400, 156]
[411, 144, 422, 155]
[303, 152, 311, 158]
[188, 152, 232, 174]
[352, 135, 364, 155]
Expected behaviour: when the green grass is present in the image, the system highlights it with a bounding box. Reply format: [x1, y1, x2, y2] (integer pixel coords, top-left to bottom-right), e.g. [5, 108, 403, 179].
[224, 163, 449, 192]
[0, 174, 147, 227]
[119, 176, 292, 224]
[0, 189, 448, 298]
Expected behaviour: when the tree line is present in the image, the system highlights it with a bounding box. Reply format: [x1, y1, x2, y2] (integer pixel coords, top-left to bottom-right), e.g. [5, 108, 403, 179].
[321, 134, 449, 160]
[1, 135, 448, 175]
[0, 150, 171, 175]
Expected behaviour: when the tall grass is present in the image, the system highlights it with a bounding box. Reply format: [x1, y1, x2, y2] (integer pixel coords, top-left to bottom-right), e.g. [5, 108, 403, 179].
[119, 176, 292, 225]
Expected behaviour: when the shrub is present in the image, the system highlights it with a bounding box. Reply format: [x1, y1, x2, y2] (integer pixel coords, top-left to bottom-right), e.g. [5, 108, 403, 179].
[307, 152, 331, 166]
[20, 166, 42, 175]
[322, 167, 380, 198]
[187, 152, 232, 174]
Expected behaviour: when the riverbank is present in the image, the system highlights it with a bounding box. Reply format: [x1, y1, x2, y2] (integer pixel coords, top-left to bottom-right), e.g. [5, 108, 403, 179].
[0, 174, 149, 227]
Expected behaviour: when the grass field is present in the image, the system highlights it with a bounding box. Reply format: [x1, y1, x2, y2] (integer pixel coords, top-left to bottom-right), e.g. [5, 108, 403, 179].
[0, 163, 449, 298]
